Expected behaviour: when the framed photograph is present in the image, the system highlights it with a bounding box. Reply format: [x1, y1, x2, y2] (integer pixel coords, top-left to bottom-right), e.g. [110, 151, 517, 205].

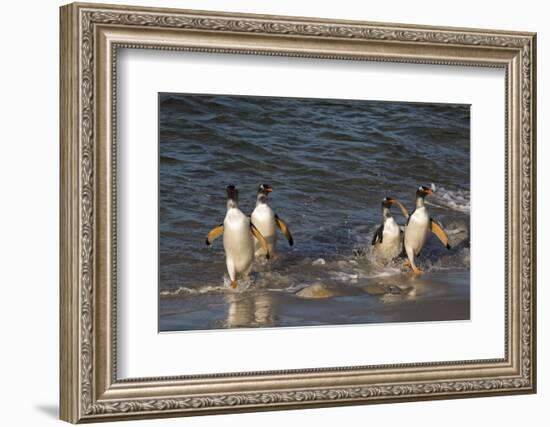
[60, 2, 537, 423]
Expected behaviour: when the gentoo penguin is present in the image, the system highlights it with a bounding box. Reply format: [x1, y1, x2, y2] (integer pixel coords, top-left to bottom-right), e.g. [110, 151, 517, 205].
[403, 186, 451, 274]
[371, 197, 402, 261]
[206, 185, 270, 289]
[250, 184, 293, 257]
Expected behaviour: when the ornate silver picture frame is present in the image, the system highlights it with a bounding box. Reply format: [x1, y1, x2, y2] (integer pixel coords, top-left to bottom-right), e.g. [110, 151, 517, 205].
[60, 2, 536, 423]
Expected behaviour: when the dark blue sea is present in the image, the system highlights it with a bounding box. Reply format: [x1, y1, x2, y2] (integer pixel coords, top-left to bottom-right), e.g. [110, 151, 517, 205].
[158, 93, 470, 332]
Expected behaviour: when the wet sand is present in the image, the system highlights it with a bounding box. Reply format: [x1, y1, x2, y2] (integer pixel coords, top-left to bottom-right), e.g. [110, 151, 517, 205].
[159, 269, 469, 332]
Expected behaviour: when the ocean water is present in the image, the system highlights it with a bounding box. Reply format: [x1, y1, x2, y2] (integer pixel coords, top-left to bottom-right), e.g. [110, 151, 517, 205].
[158, 93, 470, 332]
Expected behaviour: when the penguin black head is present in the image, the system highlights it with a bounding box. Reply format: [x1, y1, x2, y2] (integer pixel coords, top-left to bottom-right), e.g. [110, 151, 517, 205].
[257, 184, 273, 195]
[226, 185, 238, 201]
[256, 184, 272, 205]
[381, 197, 395, 219]
[381, 197, 394, 209]
[416, 186, 433, 198]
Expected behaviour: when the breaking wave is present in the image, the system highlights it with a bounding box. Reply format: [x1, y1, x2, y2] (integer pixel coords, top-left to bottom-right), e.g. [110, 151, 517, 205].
[427, 183, 470, 214]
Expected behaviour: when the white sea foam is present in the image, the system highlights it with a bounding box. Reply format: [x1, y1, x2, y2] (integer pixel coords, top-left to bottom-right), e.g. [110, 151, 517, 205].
[427, 183, 470, 213]
[160, 284, 226, 297]
[331, 271, 359, 282]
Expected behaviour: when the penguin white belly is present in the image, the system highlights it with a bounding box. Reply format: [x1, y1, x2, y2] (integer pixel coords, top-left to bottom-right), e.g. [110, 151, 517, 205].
[404, 207, 430, 256]
[374, 218, 401, 260]
[223, 209, 254, 277]
[251, 204, 277, 256]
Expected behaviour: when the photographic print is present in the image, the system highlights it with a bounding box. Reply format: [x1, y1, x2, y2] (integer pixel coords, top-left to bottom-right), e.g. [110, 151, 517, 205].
[158, 93, 470, 332]
[60, 5, 536, 420]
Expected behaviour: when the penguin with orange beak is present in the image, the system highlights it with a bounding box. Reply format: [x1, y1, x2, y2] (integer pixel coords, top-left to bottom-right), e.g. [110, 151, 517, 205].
[205, 185, 270, 289]
[371, 197, 402, 261]
[403, 185, 451, 274]
[250, 184, 293, 257]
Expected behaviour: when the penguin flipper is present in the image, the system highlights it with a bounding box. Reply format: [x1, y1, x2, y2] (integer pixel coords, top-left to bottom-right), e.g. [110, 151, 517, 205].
[430, 218, 451, 249]
[371, 224, 384, 245]
[250, 223, 270, 259]
[393, 199, 410, 220]
[206, 223, 224, 245]
[275, 214, 294, 246]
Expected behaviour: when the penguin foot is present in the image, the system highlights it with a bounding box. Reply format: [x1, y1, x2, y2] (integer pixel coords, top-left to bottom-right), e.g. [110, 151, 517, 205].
[403, 259, 411, 268]
[411, 265, 423, 275]
[230, 280, 238, 289]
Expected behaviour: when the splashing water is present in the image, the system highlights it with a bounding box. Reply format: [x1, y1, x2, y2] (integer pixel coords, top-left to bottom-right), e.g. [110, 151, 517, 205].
[427, 183, 470, 214]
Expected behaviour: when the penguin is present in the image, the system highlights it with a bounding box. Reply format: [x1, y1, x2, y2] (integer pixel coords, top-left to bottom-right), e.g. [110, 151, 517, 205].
[250, 184, 293, 257]
[403, 185, 451, 274]
[371, 197, 402, 261]
[206, 185, 270, 289]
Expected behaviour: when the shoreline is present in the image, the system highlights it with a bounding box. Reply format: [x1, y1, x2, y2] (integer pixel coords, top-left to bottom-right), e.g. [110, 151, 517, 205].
[159, 268, 470, 332]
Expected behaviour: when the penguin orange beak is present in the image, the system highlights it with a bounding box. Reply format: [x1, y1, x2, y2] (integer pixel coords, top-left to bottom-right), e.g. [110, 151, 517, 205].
[425, 188, 433, 196]
[264, 187, 273, 193]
